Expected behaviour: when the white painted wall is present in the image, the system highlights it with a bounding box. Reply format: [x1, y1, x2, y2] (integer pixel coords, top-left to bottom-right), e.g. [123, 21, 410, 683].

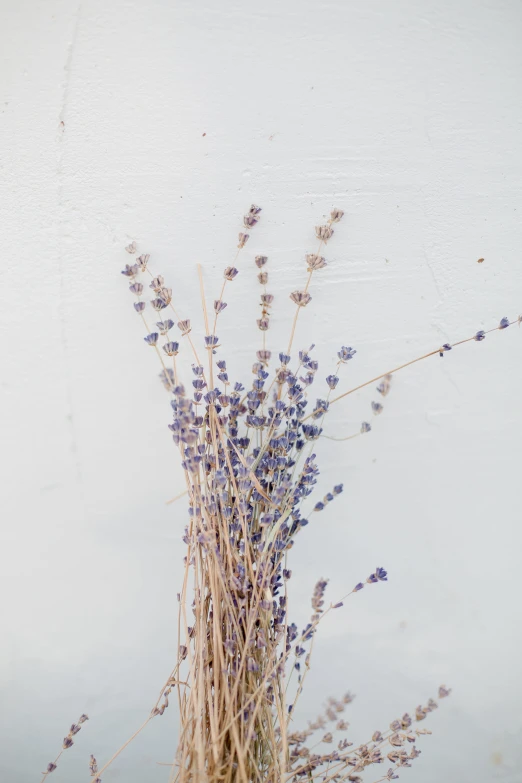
[1, 0, 521, 781]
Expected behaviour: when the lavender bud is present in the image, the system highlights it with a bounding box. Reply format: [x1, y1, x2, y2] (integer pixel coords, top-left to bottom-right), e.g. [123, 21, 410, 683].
[306, 254, 327, 271]
[163, 342, 179, 356]
[214, 300, 227, 314]
[290, 291, 312, 307]
[149, 275, 165, 292]
[177, 320, 191, 336]
[121, 263, 139, 277]
[224, 266, 239, 280]
[338, 346, 356, 362]
[89, 755, 98, 775]
[315, 225, 334, 243]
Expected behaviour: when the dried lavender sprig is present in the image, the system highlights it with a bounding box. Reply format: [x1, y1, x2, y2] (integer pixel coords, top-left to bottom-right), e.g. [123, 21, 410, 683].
[40, 715, 89, 782]
[305, 316, 520, 421]
[211, 204, 262, 339]
[286, 209, 344, 357]
[287, 688, 448, 782]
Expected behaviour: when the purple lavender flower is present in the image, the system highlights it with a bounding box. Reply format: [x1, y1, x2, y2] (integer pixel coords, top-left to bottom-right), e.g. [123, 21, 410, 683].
[360, 421, 371, 434]
[338, 346, 356, 362]
[474, 330, 486, 341]
[290, 291, 312, 307]
[121, 263, 139, 277]
[439, 343, 452, 357]
[224, 266, 239, 280]
[144, 333, 159, 346]
[163, 342, 179, 356]
[499, 317, 510, 329]
[156, 319, 174, 334]
[134, 301, 146, 313]
[326, 375, 339, 389]
[44, 763, 57, 773]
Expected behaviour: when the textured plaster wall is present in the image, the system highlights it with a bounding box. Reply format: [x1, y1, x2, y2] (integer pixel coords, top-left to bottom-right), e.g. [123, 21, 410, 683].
[1, 1, 522, 781]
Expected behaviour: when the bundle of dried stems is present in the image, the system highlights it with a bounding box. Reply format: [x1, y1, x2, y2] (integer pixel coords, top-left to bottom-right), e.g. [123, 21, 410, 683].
[41, 205, 518, 783]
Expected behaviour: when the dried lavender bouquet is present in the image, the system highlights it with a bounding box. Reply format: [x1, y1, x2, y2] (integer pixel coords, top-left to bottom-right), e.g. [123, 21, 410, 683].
[42, 206, 517, 783]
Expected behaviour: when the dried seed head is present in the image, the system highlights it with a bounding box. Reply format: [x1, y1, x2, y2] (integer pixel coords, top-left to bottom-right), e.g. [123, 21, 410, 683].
[260, 293, 274, 307]
[330, 208, 344, 223]
[315, 225, 334, 243]
[177, 320, 191, 336]
[224, 266, 239, 280]
[137, 253, 150, 271]
[214, 299, 227, 314]
[306, 253, 327, 271]
[125, 241, 137, 254]
[121, 264, 139, 278]
[163, 341, 179, 356]
[62, 737, 74, 750]
[157, 287, 172, 305]
[149, 275, 165, 292]
[255, 255, 268, 268]
[377, 374, 392, 396]
[238, 233, 250, 249]
[257, 318, 270, 331]
[89, 755, 98, 776]
[144, 332, 159, 346]
[156, 319, 174, 334]
[258, 271, 268, 285]
[290, 291, 312, 307]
